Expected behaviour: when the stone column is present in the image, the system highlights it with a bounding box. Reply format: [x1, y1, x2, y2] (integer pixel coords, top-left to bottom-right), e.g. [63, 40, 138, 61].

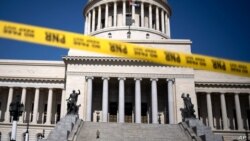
[206, 92, 214, 129]
[123, 0, 126, 26]
[220, 93, 229, 130]
[156, 7, 159, 30]
[19, 87, 27, 123]
[140, 2, 144, 27]
[45, 88, 53, 124]
[113, 2, 117, 26]
[4, 87, 13, 123]
[132, 3, 135, 26]
[105, 3, 109, 28]
[151, 78, 158, 124]
[167, 79, 175, 124]
[118, 77, 125, 123]
[149, 4, 152, 29]
[84, 15, 88, 34]
[135, 78, 142, 123]
[88, 12, 92, 33]
[32, 88, 40, 124]
[92, 8, 96, 32]
[97, 6, 101, 29]
[86, 77, 94, 121]
[165, 13, 168, 35]
[161, 10, 165, 33]
[234, 93, 243, 130]
[102, 77, 109, 122]
[167, 16, 171, 37]
[60, 89, 65, 118]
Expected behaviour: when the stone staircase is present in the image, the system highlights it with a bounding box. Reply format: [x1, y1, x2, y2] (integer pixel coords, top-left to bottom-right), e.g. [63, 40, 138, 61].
[75, 122, 191, 141]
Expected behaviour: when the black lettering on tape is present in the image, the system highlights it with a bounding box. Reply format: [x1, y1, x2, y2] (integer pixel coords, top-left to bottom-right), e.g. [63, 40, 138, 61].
[164, 51, 181, 63]
[212, 59, 226, 71]
[3, 26, 34, 38]
[86, 39, 100, 49]
[230, 63, 248, 74]
[45, 32, 65, 44]
[73, 38, 89, 47]
[109, 43, 127, 54]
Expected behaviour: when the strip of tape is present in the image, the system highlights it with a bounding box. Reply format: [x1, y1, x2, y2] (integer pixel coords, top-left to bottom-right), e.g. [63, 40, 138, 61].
[0, 20, 249, 77]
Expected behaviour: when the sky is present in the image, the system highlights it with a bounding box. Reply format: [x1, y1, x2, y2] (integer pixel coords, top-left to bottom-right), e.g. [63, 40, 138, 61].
[0, 0, 250, 62]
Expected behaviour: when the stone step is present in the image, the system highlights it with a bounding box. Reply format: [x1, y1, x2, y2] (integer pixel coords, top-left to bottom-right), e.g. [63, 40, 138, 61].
[76, 122, 190, 141]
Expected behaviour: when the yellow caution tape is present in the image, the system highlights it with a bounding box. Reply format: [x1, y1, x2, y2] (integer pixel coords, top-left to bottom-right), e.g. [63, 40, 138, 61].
[0, 20, 250, 77]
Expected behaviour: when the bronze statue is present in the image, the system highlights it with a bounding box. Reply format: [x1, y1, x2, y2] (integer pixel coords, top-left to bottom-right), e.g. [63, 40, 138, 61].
[180, 93, 196, 121]
[66, 90, 81, 115]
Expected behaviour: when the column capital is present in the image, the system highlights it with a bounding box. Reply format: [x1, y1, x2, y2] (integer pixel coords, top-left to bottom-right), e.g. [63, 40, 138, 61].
[134, 78, 142, 81]
[166, 78, 175, 82]
[150, 78, 158, 81]
[118, 77, 126, 81]
[86, 76, 94, 80]
[102, 77, 110, 80]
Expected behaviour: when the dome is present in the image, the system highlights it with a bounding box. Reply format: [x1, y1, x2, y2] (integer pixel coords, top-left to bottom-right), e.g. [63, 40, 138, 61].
[83, 0, 172, 40]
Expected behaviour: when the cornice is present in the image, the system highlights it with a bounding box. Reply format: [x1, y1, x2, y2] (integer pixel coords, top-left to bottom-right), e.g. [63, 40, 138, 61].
[63, 56, 187, 68]
[67, 71, 194, 79]
[195, 82, 250, 88]
[0, 76, 65, 83]
[0, 59, 64, 67]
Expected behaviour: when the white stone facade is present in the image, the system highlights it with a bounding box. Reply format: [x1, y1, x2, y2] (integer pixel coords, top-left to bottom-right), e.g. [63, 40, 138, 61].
[0, 0, 250, 141]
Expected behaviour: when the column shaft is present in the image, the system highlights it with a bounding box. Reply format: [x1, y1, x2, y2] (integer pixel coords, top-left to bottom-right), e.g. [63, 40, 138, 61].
[149, 4, 152, 28]
[32, 88, 40, 124]
[45, 89, 53, 124]
[20, 88, 27, 123]
[165, 14, 168, 34]
[123, 1, 126, 26]
[84, 15, 88, 34]
[88, 12, 92, 33]
[113, 2, 117, 26]
[118, 78, 125, 123]
[161, 10, 165, 33]
[4, 87, 13, 122]
[135, 78, 141, 123]
[105, 4, 109, 28]
[92, 9, 96, 32]
[86, 77, 93, 121]
[132, 3, 135, 26]
[234, 93, 243, 130]
[141, 2, 144, 27]
[167, 16, 171, 37]
[102, 77, 109, 122]
[97, 6, 101, 29]
[151, 79, 158, 124]
[206, 93, 214, 129]
[167, 79, 174, 124]
[156, 7, 159, 30]
[220, 93, 229, 130]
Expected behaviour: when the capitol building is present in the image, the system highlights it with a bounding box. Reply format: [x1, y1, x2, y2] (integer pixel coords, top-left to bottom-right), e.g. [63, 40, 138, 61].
[0, 0, 250, 141]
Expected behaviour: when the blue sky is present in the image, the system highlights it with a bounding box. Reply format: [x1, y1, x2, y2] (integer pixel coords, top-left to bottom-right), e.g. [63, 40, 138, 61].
[0, 0, 250, 62]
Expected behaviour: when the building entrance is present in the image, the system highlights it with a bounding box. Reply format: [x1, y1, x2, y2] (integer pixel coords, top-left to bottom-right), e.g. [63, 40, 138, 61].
[109, 102, 117, 122]
[125, 103, 132, 123]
